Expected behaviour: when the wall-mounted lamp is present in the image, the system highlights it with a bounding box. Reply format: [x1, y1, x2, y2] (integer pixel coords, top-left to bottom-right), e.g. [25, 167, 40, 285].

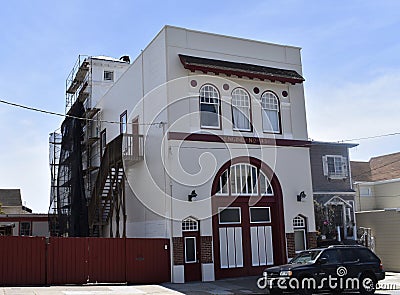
[188, 190, 197, 202]
[297, 191, 306, 202]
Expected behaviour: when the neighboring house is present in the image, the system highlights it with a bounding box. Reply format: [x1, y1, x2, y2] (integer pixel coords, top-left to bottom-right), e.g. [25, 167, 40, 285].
[0, 189, 50, 236]
[0, 189, 31, 214]
[310, 142, 358, 246]
[352, 152, 400, 211]
[0, 214, 50, 237]
[50, 26, 317, 282]
[352, 152, 400, 271]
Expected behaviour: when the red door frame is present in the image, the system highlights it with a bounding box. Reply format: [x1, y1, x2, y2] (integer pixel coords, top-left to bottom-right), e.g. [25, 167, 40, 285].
[211, 157, 287, 279]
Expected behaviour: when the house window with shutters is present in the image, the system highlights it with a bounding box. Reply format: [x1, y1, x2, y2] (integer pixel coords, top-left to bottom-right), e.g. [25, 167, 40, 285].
[322, 155, 348, 179]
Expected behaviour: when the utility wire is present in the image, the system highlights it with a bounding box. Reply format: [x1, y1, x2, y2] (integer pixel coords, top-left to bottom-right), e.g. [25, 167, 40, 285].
[0, 99, 162, 126]
[340, 132, 400, 142]
[2, 98, 400, 141]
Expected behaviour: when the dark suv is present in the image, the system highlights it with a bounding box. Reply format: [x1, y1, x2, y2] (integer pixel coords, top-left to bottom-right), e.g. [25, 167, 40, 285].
[261, 245, 385, 295]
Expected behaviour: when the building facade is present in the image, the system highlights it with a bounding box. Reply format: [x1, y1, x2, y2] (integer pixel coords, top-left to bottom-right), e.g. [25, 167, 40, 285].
[0, 189, 50, 236]
[50, 26, 317, 282]
[352, 152, 400, 271]
[309, 142, 358, 248]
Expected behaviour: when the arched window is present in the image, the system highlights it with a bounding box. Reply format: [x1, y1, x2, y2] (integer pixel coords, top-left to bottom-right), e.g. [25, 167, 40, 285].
[182, 217, 199, 232]
[200, 84, 220, 128]
[231, 88, 251, 131]
[261, 91, 280, 133]
[216, 163, 273, 196]
[293, 215, 307, 252]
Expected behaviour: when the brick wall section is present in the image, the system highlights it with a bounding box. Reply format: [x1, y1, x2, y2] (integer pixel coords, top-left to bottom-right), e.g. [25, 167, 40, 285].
[286, 233, 295, 258]
[172, 237, 184, 265]
[307, 232, 318, 249]
[200, 236, 213, 263]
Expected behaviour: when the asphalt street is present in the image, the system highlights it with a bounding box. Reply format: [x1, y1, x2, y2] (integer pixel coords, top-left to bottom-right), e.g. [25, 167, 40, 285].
[1, 272, 399, 295]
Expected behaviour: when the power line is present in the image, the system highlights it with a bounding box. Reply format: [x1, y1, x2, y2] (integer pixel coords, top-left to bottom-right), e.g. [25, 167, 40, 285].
[2, 97, 400, 142]
[340, 132, 400, 142]
[0, 98, 162, 126]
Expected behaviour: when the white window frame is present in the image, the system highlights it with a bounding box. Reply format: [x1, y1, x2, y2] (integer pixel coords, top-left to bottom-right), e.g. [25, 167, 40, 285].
[293, 215, 307, 253]
[218, 207, 241, 225]
[261, 91, 280, 133]
[249, 207, 271, 224]
[199, 84, 220, 129]
[20, 221, 32, 236]
[293, 215, 306, 228]
[120, 111, 127, 134]
[322, 155, 348, 179]
[360, 186, 372, 197]
[184, 237, 197, 263]
[260, 171, 274, 196]
[216, 170, 229, 196]
[182, 218, 199, 232]
[100, 129, 107, 154]
[215, 164, 273, 197]
[230, 164, 258, 196]
[294, 229, 307, 253]
[103, 70, 114, 81]
[231, 88, 251, 131]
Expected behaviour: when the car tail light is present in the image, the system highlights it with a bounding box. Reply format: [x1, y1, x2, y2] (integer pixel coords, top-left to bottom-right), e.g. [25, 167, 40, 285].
[379, 262, 384, 270]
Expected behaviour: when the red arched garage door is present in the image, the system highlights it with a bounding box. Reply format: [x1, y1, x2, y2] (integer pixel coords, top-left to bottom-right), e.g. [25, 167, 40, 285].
[211, 157, 286, 279]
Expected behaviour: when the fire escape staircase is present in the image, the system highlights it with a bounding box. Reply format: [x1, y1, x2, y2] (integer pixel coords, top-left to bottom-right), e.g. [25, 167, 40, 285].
[88, 133, 143, 237]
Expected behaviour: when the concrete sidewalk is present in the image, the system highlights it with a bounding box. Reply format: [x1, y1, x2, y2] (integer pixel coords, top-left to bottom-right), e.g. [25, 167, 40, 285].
[1, 273, 400, 295]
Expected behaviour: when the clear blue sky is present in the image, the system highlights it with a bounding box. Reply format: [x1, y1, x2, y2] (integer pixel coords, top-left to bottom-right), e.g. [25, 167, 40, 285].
[1, 1, 399, 213]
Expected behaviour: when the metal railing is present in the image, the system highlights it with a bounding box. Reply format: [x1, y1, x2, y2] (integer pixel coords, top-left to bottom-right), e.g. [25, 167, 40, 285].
[122, 134, 144, 165]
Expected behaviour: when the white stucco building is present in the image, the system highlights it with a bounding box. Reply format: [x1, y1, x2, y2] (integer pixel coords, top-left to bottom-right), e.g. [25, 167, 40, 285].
[51, 26, 317, 282]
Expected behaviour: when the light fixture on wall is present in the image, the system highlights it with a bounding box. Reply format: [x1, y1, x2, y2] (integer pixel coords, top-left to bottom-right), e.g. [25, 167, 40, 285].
[188, 190, 197, 202]
[297, 191, 306, 202]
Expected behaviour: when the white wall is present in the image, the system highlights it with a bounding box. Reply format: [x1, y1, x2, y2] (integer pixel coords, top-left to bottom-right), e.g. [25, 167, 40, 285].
[356, 210, 400, 271]
[166, 140, 315, 233]
[355, 181, 400, 211]
[164, 26, 308, 141]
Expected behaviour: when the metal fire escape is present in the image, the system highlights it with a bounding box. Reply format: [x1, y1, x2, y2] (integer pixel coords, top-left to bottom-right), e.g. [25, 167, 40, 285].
[88, 134, 143, 237]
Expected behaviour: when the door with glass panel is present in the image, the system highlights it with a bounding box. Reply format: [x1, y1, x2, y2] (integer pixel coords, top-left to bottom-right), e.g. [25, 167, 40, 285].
[183, 218, 202, 282]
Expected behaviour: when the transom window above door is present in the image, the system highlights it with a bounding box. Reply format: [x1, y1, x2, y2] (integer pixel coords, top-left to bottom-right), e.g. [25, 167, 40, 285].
[215, 163, 273, 196]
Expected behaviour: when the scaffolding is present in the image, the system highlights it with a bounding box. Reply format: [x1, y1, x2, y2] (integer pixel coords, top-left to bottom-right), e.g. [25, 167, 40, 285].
[49, 55, 98, 236]
[49, 54, 137, 237]
[49, 132, 62, 236]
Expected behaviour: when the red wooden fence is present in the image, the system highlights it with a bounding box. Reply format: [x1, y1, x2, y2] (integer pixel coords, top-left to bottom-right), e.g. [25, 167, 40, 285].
[126, 238, 171, 283]
[0, 236, 46, 285]
[0, 236, 170, 286]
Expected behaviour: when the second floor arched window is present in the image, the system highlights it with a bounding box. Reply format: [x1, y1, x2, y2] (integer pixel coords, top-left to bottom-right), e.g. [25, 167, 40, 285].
[261, 91, 280, 133]
[200, 84, 220, 128]
[232, 88, 251, 131]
